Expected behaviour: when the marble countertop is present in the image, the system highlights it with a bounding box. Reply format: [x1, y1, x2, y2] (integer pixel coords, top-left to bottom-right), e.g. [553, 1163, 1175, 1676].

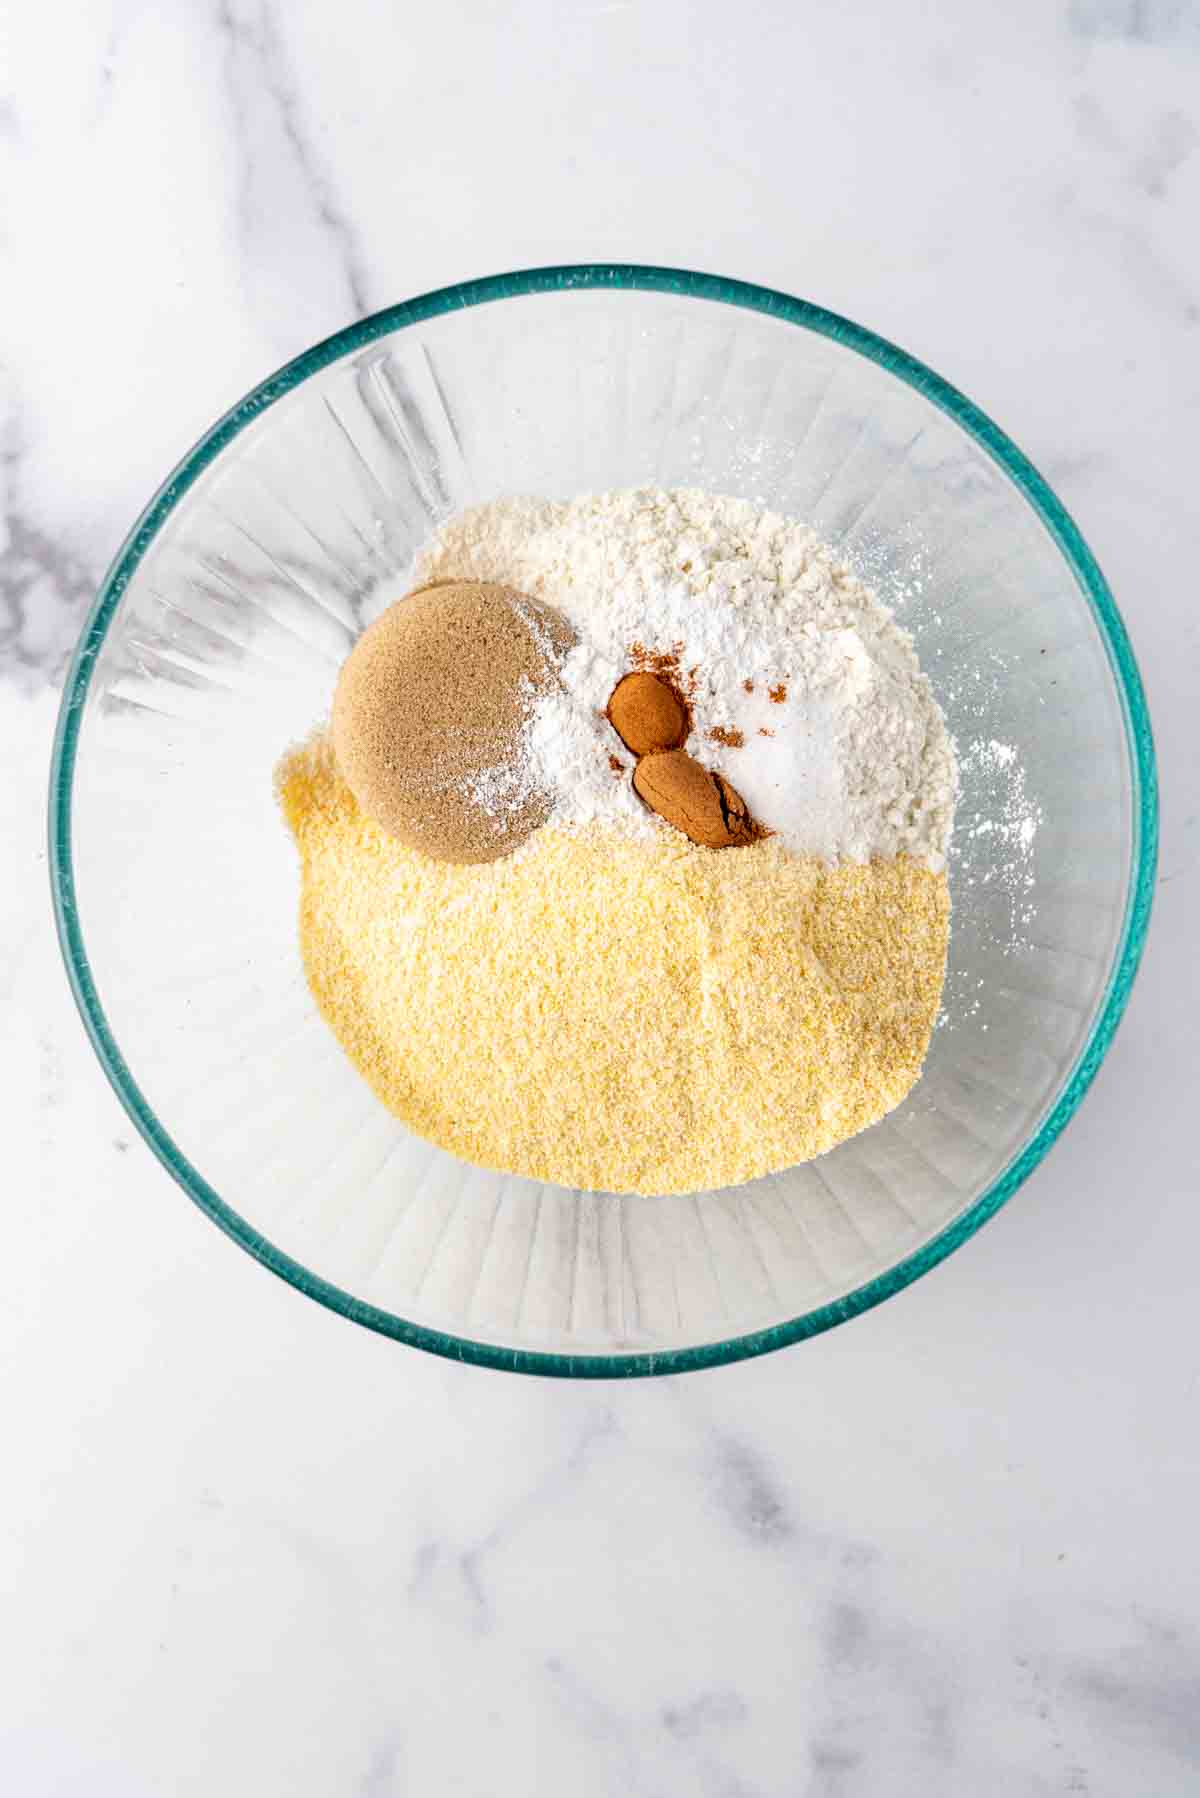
[3, 3, 1199, 1792]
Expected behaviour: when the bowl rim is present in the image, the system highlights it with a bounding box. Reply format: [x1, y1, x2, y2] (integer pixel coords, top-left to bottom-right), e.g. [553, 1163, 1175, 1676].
[49, 263, 1159, 1378]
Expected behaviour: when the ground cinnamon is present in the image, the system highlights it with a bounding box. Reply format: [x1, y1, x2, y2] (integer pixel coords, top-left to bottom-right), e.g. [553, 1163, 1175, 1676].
[633, 750, 760, 848]
[606, 671, 687, 755]
[608, 666, 762, 847]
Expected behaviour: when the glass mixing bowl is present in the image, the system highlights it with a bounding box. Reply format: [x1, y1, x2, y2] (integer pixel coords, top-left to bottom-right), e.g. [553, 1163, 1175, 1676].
[50, 267, 1157, 1376]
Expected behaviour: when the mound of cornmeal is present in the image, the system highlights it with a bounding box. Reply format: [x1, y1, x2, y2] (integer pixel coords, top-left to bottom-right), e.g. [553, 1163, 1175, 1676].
[279, 739, 949, 1197]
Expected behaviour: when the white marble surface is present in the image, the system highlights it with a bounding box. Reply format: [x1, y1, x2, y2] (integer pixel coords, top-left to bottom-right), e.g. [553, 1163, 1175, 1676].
[3, 2, 1199, 1792]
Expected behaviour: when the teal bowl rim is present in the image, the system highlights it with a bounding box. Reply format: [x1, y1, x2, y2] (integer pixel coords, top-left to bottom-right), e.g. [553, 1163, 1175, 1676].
[49, 264, 1158, 1378]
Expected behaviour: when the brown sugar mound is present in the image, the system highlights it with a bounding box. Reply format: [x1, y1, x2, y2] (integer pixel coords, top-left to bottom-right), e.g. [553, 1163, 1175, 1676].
[331, 581, 574, 863]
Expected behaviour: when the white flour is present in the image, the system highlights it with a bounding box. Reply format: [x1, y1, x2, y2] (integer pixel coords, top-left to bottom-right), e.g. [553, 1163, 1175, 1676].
[412, 488, 959, 869]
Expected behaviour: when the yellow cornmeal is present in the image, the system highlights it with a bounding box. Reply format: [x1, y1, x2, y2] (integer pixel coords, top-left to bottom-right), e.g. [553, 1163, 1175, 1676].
[279, 740, 950, 1197]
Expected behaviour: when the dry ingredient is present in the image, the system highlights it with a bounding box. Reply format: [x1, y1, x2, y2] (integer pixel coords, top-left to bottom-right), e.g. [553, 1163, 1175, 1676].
[632, 749, 760, 849]
[606, 670, 688, 755]
[278, 487, 961, 1195]
[605, 667, 760, 847]
[412, 489, 958, 870]
[279, 739, 951, 1197]
[331, 580, 573, 863]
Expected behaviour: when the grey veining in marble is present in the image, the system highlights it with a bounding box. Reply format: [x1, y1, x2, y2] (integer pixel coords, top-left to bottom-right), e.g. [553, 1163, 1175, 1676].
[2, 2, 1198, 1793]
[216, 0, 374, 321]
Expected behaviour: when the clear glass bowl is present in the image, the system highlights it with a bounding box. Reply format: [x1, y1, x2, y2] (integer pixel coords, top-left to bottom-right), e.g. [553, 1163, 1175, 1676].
[50, 267, 1157, 1376]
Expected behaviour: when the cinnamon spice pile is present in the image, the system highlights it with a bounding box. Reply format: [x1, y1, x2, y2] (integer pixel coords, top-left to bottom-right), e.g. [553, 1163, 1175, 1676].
[606, 664, 763, 849]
